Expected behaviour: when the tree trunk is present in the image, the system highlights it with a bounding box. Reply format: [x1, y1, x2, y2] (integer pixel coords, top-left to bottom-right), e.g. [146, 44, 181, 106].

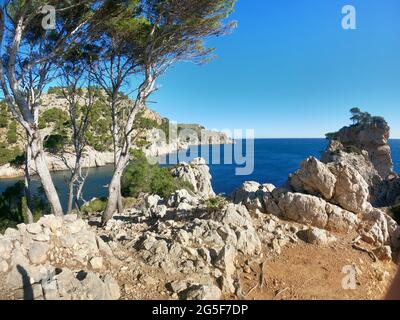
[23, 139, 34, 223]
[101, 154, 128, 225]
[30, 130, 64, 217]
[117, 184, 124, 213]
[67, 180, 74, 214]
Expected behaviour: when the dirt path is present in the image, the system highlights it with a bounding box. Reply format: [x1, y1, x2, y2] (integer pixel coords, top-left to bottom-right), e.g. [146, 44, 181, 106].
[238, 237, 398, 300]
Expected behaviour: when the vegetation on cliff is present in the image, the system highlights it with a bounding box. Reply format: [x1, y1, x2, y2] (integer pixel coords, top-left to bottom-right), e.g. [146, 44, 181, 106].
[121, 150, 194, 199]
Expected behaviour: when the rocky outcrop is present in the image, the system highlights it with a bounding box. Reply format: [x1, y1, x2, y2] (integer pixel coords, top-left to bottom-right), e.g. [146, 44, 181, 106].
[0, 215, 120, 300]
[231, 181, 275, 212]
[171, 158, 215, 199]
[358, 209, 400, 249]
[322, 122, 394, 179]
[289, 157, 370, 214]
[95, 185, 314, 300]
[290, 157, 337, 200]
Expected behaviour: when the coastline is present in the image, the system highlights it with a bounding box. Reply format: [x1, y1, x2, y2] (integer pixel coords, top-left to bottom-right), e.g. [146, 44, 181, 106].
[0, 140, 234, 180]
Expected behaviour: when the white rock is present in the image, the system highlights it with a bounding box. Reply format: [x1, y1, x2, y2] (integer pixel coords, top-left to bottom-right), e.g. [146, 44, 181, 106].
[297, 228, 336, 245]
[0, 238, 13, 260]
[0, 259, 9, 273]
[28, 242, 49, 265]
[290, 157, 337, 200]
[90, 257, 104, 270]
[26, 223, 42, 235]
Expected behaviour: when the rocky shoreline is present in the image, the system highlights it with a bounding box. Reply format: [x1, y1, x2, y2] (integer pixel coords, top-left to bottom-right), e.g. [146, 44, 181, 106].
[0, 117, 399, 300]
[0, 138, 233, 180]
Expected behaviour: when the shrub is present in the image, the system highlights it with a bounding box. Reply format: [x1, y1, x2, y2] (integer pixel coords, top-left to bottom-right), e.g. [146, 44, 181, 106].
[121, 150, 193, 199]
[344, 144, 362, 155]
[0, 182, 47, 233]
[39, 108, 69, 130]
[150, 167, 178, 199]
[0, 102, 8, 128]
[325, 132, 338, 141]
[81, 197, 108, 214]
[0, 143, 23, 166]
[44, 134, 67, 153]
[47, 87, 65, 97]
[204, 196, 226, 213]
[6, 121, 18, 144]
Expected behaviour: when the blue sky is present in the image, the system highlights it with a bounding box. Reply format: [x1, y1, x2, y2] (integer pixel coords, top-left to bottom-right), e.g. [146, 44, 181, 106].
[150, 0, 400, 138]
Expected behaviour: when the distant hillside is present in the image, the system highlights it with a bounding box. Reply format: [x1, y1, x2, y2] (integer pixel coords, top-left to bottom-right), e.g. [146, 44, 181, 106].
[0, 88, 232, 177]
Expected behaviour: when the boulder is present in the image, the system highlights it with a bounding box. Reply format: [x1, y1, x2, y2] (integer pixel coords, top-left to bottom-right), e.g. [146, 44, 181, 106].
[290, 157, 336, 200]
[28, 242, 49, 265]
[231, 181, 261, 204]
[297, 228, 336, 245]
[0, 238, 13, 260]
[358, 209, 399, 248]
[329, 164, 370, 214]
[277, 192, 329, 229]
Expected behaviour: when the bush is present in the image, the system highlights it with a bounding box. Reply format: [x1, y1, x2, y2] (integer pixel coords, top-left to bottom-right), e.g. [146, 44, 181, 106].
[121, 150, 193, 199]
[325, 132, 338, 141]
[44, 134, 67, 153]
[204, 196, 226, 213]
[0, 182, 47, 233]
[0, 102, 9, 128]
[47, 87, 64, 97]
[81, 197, 108, 214]
[344, 144, 362, 155]
[0, 143, 23, 166]
[7, 121, 18, 144]
[39, 108, 69, 130]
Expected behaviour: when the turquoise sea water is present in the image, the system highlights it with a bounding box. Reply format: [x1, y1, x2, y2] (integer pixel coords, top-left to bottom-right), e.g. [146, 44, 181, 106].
[1, 139, 399, 211]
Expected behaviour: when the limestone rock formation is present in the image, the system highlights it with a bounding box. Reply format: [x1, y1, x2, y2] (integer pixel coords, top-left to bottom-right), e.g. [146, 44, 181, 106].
[322, 121, 394, 179]
[171, 158, 215, 198]
[290, 157, 337, 200]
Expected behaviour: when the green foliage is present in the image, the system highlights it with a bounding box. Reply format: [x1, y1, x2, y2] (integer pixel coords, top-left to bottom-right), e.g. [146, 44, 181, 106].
[0, 182, 47, 233]
[325, 132, 338, 141]
[0, 102, 9, 128]
[204, 196, 226, 213]
[47, 87, 65, 97]
[121, 150, 193, 199]
[0, 143, 23, 166]
[326, 109, 389, 141]
[159, 118, 171, 140]
[344, 144, 362, 155]
[349, 108, 388, 129]
[44, 134, 67, 153]
[81, 197, 108, 214]
[6, 121, 18, 144]
[85, 101, 113, 152]
[10, 152, 26, 167]
[39, 108, 69, 131]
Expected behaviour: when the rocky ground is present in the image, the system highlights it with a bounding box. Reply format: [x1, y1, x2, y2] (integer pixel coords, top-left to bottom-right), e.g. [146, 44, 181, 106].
[0, 117, 400, 300]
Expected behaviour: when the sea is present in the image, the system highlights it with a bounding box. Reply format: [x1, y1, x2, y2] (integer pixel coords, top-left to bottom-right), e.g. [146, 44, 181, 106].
[1, 139, 400, 211]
